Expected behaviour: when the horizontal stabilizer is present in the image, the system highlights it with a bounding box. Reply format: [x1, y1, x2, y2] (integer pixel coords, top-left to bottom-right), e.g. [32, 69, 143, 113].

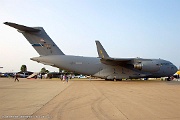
[4, 22, 40, 32]
[4, 22, 65, 56]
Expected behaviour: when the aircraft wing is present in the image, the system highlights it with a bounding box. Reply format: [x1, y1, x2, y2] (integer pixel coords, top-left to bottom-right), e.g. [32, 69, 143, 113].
[100, 57, 133, 65]
[95, 41, 134, 65]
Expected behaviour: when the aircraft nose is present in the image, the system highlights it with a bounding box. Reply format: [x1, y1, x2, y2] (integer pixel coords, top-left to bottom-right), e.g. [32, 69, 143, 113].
[172, 65, 178, 74]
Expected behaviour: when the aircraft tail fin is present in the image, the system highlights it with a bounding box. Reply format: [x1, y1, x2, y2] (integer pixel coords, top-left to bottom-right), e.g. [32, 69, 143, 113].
[95, 41, 110, 58]
[4, 22, 65, 56]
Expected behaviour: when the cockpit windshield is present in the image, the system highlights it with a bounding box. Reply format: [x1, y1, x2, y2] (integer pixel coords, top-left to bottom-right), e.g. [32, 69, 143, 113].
[161, 63, 173, 66]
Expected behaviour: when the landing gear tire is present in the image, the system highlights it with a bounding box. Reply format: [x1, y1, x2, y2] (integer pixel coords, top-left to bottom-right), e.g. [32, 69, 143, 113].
[116, 79, 122, 81]
[167, 77, 171, 81]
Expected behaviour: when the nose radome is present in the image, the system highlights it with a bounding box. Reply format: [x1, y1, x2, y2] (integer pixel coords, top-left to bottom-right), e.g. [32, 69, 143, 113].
[172, 65, 178, 75]
[174, 65, 178, 72]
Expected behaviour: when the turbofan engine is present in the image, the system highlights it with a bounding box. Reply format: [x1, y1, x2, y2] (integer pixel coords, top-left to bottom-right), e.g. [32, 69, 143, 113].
[134, 61, 160, 72]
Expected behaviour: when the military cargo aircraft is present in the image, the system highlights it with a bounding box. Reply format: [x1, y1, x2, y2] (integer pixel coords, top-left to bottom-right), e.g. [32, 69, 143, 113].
[4, 22, 178, 80]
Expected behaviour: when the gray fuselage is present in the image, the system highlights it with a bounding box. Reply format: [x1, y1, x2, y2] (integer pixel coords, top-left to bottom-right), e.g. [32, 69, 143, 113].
[31, 55, 177, 79]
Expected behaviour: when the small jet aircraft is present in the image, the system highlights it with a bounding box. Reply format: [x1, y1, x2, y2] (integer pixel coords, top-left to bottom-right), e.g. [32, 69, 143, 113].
[4, 22, 178, 80]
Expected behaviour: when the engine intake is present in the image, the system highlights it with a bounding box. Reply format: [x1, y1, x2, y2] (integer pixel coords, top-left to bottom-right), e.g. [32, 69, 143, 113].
[134, 63, 143, 70]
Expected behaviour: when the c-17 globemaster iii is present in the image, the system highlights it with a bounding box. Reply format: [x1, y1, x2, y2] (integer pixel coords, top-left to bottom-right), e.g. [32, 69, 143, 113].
[4, 22, 178, 80]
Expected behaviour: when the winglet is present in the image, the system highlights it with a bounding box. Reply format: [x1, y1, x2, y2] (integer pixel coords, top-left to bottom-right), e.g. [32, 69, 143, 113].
[95, 41, 110, 59]
[4, 22, 40, 32]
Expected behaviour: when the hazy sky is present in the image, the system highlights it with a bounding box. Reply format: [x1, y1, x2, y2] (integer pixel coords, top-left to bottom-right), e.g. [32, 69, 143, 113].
[0, 0, 180, 72]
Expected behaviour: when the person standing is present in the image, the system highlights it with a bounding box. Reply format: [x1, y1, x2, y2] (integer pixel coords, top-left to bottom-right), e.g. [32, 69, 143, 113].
[40, 74, 43, 79]
[60, 74, 63, 81]
[14, 74, 19, 82]
[63, 75, 66, 83]
[113, 75, 116, 82]
[66, 75, 69, 83]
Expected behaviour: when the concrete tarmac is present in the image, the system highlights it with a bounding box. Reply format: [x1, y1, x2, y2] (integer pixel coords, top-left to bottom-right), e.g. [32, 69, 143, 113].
[0, 78, 180, 120]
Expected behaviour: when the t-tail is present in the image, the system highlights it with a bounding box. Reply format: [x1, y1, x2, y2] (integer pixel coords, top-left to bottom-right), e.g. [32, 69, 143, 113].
[4, 22, 64, 56]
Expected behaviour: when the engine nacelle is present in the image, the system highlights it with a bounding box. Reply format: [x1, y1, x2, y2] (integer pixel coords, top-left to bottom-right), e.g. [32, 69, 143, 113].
[134, 61, 160, 72]
[134, 63, 143, 70]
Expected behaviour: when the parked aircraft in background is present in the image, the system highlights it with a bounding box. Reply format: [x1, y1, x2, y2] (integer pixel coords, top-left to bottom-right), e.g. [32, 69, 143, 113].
[4, 22, 178, 80]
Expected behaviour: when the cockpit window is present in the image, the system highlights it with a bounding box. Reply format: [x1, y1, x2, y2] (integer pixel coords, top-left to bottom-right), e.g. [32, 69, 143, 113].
[161, 63, 173, 66]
